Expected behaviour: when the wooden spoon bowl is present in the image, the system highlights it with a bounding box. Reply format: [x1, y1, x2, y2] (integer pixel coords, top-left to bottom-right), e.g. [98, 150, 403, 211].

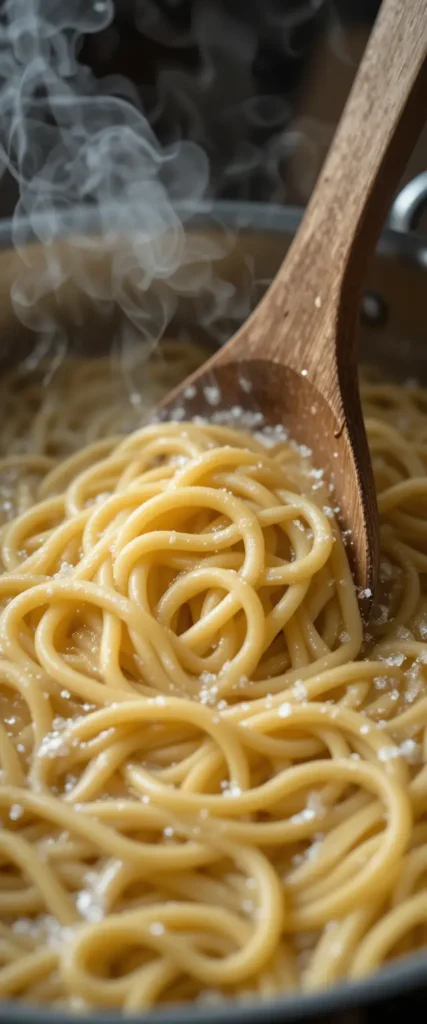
[157, 0, 427, 613]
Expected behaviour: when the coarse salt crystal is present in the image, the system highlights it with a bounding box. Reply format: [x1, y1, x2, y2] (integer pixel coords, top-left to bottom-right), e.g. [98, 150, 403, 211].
[292, 680, 307, 702]
[378, 745, 401, 762]
[9, 804, 24, 821]
[149, 922, 165, 936]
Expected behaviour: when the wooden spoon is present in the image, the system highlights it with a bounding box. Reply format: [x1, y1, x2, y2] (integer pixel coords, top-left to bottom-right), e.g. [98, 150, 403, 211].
[158, 0, 427, 611]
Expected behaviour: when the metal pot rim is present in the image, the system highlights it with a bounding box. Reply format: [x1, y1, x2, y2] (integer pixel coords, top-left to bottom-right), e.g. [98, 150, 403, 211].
[0, 199, 425, 271]
[3, 944, 427, 1023]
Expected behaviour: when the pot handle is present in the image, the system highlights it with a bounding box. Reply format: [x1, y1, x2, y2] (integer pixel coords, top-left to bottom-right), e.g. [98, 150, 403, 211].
[389, 172, 427, 232]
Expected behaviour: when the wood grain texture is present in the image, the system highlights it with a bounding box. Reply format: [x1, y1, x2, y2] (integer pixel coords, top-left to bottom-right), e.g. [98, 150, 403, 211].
[158, 0, 427, 611]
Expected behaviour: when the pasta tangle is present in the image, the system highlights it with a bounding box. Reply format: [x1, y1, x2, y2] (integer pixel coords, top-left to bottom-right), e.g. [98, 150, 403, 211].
[0, 351, 426, 1011]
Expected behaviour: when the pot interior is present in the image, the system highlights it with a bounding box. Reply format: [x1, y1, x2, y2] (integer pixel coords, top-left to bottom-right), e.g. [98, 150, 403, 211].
[0, 206, 426, 1023]
[0, 207, 425, 386]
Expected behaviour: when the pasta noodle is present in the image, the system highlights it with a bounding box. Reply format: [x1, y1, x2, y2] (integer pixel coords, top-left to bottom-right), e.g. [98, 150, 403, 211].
[0, 348, 427, 1011]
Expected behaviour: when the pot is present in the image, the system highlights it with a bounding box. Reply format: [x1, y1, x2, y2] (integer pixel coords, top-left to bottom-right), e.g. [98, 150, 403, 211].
[1, 179, 427, 1024]
[0, 177, 426, 376]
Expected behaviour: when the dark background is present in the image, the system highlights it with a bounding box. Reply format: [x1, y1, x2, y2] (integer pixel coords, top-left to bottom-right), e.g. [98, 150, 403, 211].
[81, 0, 426, 208]
[1, 0, 425, 224]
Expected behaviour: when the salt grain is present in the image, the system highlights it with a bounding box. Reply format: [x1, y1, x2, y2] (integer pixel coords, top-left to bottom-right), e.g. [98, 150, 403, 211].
[306, 792, 325, 818]
[76, 889, 104, 923]
[290, 808, 315, 824]
[378, 745, 401, 762]
[221, 781, 242, 798]
[149, 922, 165, 936]
[9, 804, 24, 821]
[292, 680, 307, 702]
[203, 385, 221, 407]
[400, 739, 421, 764]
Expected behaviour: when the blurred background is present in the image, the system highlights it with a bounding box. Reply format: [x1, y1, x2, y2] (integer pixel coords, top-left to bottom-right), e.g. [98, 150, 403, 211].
[1, 0, 426, 223]
[0, 0, 424, 373]
[61, 0, 427, 216]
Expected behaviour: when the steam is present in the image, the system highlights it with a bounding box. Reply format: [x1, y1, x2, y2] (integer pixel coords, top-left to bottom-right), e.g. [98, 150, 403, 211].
[134, 0, 377, 207]
[137, 0, 330, 204]
[0, 0, 235, 370]
[0, 0, 378, 381]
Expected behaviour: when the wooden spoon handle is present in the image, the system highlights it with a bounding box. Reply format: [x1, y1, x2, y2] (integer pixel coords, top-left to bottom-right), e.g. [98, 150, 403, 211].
[256, 0, 427, 417]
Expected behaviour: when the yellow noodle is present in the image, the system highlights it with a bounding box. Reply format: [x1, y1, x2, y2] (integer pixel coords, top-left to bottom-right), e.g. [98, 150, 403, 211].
[0, 350, 427, 1009]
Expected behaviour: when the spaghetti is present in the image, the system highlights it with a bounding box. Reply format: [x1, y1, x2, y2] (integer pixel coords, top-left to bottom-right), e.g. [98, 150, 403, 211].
[0, 352, 426, 1011]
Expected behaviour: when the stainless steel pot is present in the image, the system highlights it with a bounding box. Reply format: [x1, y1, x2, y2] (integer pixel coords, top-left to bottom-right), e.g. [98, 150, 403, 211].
[1, 181, 427, 1024]
[0, 178, 426, 376]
